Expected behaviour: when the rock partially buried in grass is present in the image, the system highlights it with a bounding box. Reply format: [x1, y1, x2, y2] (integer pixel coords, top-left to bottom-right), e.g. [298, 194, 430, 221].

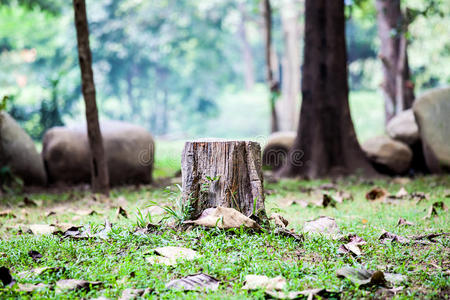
[242, 275, 286, 291]
[184, 207, 261, 230]
[165, 273, 219, 291]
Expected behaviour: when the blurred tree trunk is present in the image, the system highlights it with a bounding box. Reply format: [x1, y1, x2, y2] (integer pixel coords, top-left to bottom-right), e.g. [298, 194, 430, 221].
[262, 0, 280, 133]
[279, 0, 376, 178]
[277, 0, 301, 132]
[238, 2, 255, 91]
[73, 0, 109, 194]
[375, 0, 415, 123]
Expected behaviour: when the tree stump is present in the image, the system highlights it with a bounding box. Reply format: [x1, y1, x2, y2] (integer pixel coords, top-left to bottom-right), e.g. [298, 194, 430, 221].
[181, 140, 266, 220]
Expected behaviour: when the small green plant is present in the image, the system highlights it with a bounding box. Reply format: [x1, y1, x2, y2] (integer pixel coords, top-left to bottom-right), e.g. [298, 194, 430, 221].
[0, 95, 10, 111]
[135, 208, 154, 228]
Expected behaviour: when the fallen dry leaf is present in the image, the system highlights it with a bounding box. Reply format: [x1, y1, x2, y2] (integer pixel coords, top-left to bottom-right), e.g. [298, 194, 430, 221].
[336, 267, 406, 287]
[270, 213, 289, 228]
[338, 234, 366, 256]
[303, 216, 341, 238]
[409, 232, 449, 242]
[15, 283, 48, 293]
[397, 218, 415, 227]
[165, 273, 219, 291]
[274, 227, 303, 242]
[266, 288, 337, 300]
[95, 219, 113, 239]
[76, 209, 98, 216]
[395, 187, 408, 199]
[20, 197, 39, 207]
[335, 191, 353, 203]
[146, 246, 199, 266]
[365, 187, 388, 202]
[410, 192, 428, 203]
[313, 194, 337, 208]
[283, 199, 310, 208]
[116, 206, 129, 218]
[119, 288, 150, 300]
[0, 267, 15, 287]
[184, 207, 260, 230]
[379, 230, 410, 244]
[424, 201, 448, 219]
[242, 275, 286, 291]
[55, 279, 102, 293]
[0, 210, 16, 218]
[28, 250, 42, 262]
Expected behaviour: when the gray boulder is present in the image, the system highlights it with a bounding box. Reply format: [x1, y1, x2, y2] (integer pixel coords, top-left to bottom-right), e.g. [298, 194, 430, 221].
[262, 131, 296, 170]
[0, 112, 46, 185]
[362, 136, 412, 174]
[386, 109, 419, 145]
[413, 87, 450, 173]
[43, 121, 154, 186]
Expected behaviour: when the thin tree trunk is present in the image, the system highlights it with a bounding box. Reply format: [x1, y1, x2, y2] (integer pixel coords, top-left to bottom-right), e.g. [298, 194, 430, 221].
[262, 0, 280, 133]
[277, 0, 301, 131]
[73, 0, 109, 194]
[238, 2, 255, 91]
[375, 0, 414, 123]
[279, 0, 376, 178]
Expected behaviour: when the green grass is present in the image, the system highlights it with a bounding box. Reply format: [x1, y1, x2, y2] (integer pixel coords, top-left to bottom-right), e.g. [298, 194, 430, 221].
[0, 175, 449, 299]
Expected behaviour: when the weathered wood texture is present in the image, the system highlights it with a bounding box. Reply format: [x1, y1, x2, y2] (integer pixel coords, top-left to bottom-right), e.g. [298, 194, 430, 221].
[182, 140, 265, 220]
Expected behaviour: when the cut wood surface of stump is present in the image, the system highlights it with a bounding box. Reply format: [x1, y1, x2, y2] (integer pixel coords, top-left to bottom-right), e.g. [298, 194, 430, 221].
[181, 139, 266, 220]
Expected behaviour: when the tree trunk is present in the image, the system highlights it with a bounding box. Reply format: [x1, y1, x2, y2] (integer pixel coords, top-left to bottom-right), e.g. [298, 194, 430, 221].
[181, 140, 266, 220]
[238, 2, 255, 91]
[277, 0, 301, 131]
[73, 0, 109, 194]
[375, 0, 415, 123]
[262, 0, 280, 133]
[278, 0, 376, 178]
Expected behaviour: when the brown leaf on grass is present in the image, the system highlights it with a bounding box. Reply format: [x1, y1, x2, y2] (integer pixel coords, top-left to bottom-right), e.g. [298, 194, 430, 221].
[336, 267, 406, 287]
[266, 288, 338, 300]
[76, 209, 99, 216]
[379, 230, 411, 244]
[146, 246, 199, 266]
[395, 187, 408, 199]
[165, 273, 219, 291]
[274, 227, 304, 242]
[0, 267, 15, 287]
[270, 213, 289, 228]
[283, 199, 309, 208]
[119, 288, 151, 300]
[28, 250, 42, 262]
[303, 216, 341, 238]
[314, 194, 337, 208]
[424, 201, 448, 219]
[410, 192, 429, 203]
[15, 283, 48, 292]
[184, 207, 260, 230]
[365, 187, 388, 201]
[95, 219, 113, 240]
[116, 206, 129, 218]
[55, 279, 102, 293]
[20, 197, 39, 207]
[338, 234, 366, 256]
[242, 275, 286, 290]
[0, 210, 16, 218]
[318, 183, 337, 191]
[409, 232, 449, 242]
[18, 267, 64, 277]
[445, 189, 450, 198]
[397, 218, 415, 227]
[335, 191, 353, 203]
[28, 223, 82, 236]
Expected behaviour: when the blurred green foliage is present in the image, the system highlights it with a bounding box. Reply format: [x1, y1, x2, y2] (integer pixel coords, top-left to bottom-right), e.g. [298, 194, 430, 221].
[0, 0, 448, 140]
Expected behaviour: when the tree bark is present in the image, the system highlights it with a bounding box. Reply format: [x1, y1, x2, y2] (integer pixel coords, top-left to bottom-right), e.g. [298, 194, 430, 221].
[262, 0, 280, 133]
[375, 0, 415, 123]
[73, 0, 109, 194]
[278, 0, 376, 178]
[181, 140, 266, 220]
[277, 0, 301, 132]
